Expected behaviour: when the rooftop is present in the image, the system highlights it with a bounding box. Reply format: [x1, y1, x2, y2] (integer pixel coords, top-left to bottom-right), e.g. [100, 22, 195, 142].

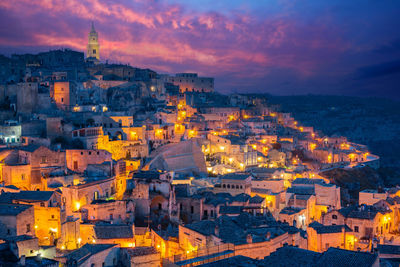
[220, 173, 251, 181]
[63, 244, 117, 265]
[308, 221, 352, 234]
[0, 203, 32, 216]
[94, 224, 134, 239]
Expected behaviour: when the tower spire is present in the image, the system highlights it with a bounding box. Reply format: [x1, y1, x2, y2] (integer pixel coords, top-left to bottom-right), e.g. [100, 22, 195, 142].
[87, 22, 100, 60]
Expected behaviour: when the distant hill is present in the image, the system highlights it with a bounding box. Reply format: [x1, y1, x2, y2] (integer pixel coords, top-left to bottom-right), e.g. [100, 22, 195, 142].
[268, 94, 400, 170]
[320, 167, 384, 205]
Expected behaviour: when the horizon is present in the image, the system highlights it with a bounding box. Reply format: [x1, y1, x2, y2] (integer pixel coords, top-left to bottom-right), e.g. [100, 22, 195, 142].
[1, 0, 400, 99]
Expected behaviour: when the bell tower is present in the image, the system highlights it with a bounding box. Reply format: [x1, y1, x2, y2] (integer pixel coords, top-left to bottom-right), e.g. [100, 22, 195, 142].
[87, 22, 100, 60]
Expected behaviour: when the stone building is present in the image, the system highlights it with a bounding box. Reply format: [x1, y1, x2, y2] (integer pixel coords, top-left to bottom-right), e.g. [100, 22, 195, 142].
[163, 73, 214, 93]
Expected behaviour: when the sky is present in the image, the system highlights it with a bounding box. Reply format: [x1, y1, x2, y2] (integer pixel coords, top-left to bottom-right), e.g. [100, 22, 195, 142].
[0, 0, 400, 98]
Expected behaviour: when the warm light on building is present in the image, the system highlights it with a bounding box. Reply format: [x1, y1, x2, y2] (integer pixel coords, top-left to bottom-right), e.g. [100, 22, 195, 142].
[340, 143, 350, 149]
[74, 202, 81, 211]
[130, 131, 138, 141]
[310, 143, 317, 151]
[188, 129, 197, 138]
[155, 129, 164, 139]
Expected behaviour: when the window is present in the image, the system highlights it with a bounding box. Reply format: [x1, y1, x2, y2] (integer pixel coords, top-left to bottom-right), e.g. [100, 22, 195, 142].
[89, 151, 92, 155]
[332, 214, 337, 219]
[21, 174, 25, 180]
[191, 206, 194, 214]
[354, 226, 359, 232]
[26, 224, 31, 233]
[51, 215, 55, 219]
[41, 156, 47, 164]
[40, 202, 44, 207]
[158, 203, 162, 210]
[61, 98, 64, 103]
[110, 214, 113, 220]
[93, 49, 96, 54]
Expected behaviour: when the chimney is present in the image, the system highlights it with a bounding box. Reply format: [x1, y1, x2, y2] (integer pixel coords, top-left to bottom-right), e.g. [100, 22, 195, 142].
[20, 255, 26, 266]
[246, 234, 253, 244]
[214, 225, 219, 236]
[265, 232, 271, 240]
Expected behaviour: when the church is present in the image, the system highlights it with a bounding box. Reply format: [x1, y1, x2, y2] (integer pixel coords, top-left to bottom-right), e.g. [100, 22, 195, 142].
[87, 22, 100, 61]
